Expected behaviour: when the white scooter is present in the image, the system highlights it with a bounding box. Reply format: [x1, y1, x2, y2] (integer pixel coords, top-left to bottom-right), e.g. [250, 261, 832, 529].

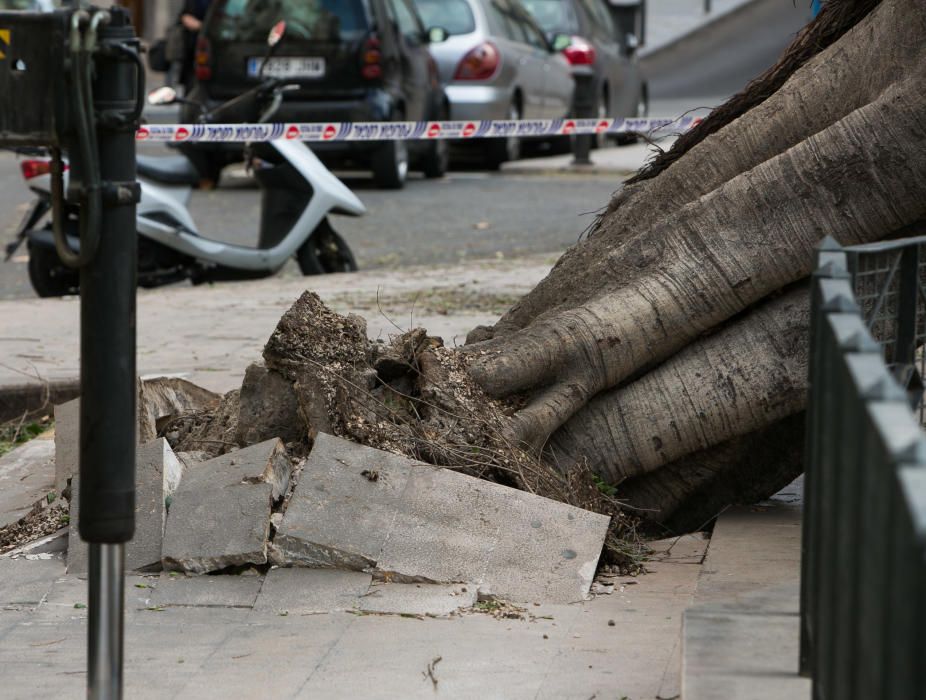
[6, 21, 365, 297]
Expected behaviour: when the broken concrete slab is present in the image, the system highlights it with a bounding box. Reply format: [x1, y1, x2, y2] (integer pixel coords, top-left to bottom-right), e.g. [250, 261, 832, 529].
[188, 438, 291, 501]
[236, 363, 304, 445]
[253, 568, 372, 615]
[161, 440, 292, 574]
[274, 437, 414, 570]
[53, 377, 218, 493]
[68, 438, 184, 574]
[276, 433, 610, 604]
[358, 582, 477, 617]
[0, 435, 55, 531]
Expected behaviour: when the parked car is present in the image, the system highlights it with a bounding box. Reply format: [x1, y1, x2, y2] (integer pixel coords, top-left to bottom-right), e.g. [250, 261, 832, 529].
[411, 0, 574, 169]
[185, 0, 451, 189]
[521, 0, 646, 145]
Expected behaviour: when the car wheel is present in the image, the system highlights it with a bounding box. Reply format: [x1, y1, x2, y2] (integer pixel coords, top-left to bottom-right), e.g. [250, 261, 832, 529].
[27, 240, 79, 298]
[421, 106, 450, 179]
[371, 111, 409, 189]
[297, 219, 358, 275]
[485, 102, 521, 170]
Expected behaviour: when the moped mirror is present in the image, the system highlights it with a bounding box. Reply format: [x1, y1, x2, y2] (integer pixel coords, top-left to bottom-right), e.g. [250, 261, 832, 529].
[147, 85, 177, 106]
[268, 20, 286, 48]
[427, 26, 449, 43]
[551, 34, 572, 52]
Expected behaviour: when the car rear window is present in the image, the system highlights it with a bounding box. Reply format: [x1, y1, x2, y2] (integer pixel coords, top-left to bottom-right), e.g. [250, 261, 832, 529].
[411, 0, 476, 35]
[209, 0, 369, 42]
[521, 0, 578, 34]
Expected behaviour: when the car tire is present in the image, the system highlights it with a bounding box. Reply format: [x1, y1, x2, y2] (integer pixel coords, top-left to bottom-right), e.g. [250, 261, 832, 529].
[485, 102, 521, 171]
[421, 106, 450, 179]
[297, 219, 358, 275]
[371, 110, 409, 189]
[27, 240, 79, 298]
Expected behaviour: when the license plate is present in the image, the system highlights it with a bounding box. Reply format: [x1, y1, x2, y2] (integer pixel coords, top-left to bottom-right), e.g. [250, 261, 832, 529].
[247, 56, 325, 79]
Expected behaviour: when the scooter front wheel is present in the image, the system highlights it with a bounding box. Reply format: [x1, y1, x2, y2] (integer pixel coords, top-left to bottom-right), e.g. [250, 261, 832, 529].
[297, 219, 358, 276]
[28, 240, 80, 298]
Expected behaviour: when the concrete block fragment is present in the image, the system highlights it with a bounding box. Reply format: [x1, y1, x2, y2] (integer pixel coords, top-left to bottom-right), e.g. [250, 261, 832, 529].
[276, 433, 610, 603]
[161, 440, 292, 574]
[358, 583, 477, 616]
[253, 568, 372, 615]
[236, 363, 304, 445]
[68, 438, 183, 574]
[192, 438, 291, 501]
[274, 435, 413, 569]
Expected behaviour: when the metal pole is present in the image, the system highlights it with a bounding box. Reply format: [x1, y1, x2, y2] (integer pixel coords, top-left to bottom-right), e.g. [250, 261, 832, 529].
[72, 8, 141, 699]
[87, 544, 125, 700]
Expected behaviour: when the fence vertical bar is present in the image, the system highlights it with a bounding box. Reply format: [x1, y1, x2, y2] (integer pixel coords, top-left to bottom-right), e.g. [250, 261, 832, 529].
[801, 237, 852, 680]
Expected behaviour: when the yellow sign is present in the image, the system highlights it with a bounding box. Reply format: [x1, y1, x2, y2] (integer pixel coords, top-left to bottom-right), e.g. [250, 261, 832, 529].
[0, 29, 9, 60]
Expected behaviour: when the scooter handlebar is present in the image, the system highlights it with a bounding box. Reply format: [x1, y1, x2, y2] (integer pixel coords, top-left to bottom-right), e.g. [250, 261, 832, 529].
[201, 79, 286, 125]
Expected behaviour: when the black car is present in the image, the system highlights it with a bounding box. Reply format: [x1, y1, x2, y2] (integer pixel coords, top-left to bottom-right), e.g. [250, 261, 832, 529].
[186, 0, 450, 188]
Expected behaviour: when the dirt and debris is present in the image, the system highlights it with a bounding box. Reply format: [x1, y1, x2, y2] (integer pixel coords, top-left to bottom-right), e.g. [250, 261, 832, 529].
[159, 291, 646, 571]
[0, 500, 69, 555]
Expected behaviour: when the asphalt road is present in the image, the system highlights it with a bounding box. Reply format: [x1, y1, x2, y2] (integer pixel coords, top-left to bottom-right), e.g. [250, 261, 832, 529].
[0, 150, 618, 300]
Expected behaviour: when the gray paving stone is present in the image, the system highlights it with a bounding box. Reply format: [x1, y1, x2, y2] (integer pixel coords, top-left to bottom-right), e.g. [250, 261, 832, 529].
[0, 557, 63, 608]
[161, 440, 292, 574]
[253, 568, 371, 614]
[0, 436, 55, 531]
[275, 435, 414, 569]
[276, 433, 610, 603]
[358, 582, 477, 616]
[68, 438, 183, 574]
[147, 572, 263, 608]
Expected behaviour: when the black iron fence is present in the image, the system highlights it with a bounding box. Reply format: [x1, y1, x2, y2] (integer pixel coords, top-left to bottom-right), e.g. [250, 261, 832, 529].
[800, 235, 926, 700]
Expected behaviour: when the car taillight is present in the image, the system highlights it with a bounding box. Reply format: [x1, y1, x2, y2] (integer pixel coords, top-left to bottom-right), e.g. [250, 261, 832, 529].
[454, 42, 499, 81]
[195, 36, 212, 81]
[361, 34, 382, 80]
[562, 36, 596, 66]
[20, 159, 66, 180]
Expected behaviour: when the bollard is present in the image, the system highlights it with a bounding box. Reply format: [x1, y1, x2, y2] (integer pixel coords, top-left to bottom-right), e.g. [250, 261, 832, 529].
[571, 71, 596, 166]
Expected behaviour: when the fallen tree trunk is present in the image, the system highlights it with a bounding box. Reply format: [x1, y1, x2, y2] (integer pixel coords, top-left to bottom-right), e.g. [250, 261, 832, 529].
[166, 0, 926, 562]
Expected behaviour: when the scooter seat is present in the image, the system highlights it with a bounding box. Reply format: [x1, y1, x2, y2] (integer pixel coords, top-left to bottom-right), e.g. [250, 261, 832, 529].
[136, 154, 201, 186]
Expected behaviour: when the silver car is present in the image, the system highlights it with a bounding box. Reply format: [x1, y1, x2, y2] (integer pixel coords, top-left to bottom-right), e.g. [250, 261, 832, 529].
[411, 0, 574, 168]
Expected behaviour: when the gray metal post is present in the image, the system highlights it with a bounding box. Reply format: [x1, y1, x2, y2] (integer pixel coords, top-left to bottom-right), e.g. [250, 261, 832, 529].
[88, 544, 125, 700]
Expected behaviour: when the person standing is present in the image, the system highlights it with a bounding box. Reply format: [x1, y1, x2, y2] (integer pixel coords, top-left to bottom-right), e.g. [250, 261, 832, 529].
[172, 0, 212, 94]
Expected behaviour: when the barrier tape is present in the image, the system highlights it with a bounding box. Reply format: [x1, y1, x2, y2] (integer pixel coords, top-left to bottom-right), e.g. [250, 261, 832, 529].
[136, 116, 701, 143]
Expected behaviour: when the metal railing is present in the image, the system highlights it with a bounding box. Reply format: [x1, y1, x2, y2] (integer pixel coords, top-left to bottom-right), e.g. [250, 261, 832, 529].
[800, 235, 926, 700]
